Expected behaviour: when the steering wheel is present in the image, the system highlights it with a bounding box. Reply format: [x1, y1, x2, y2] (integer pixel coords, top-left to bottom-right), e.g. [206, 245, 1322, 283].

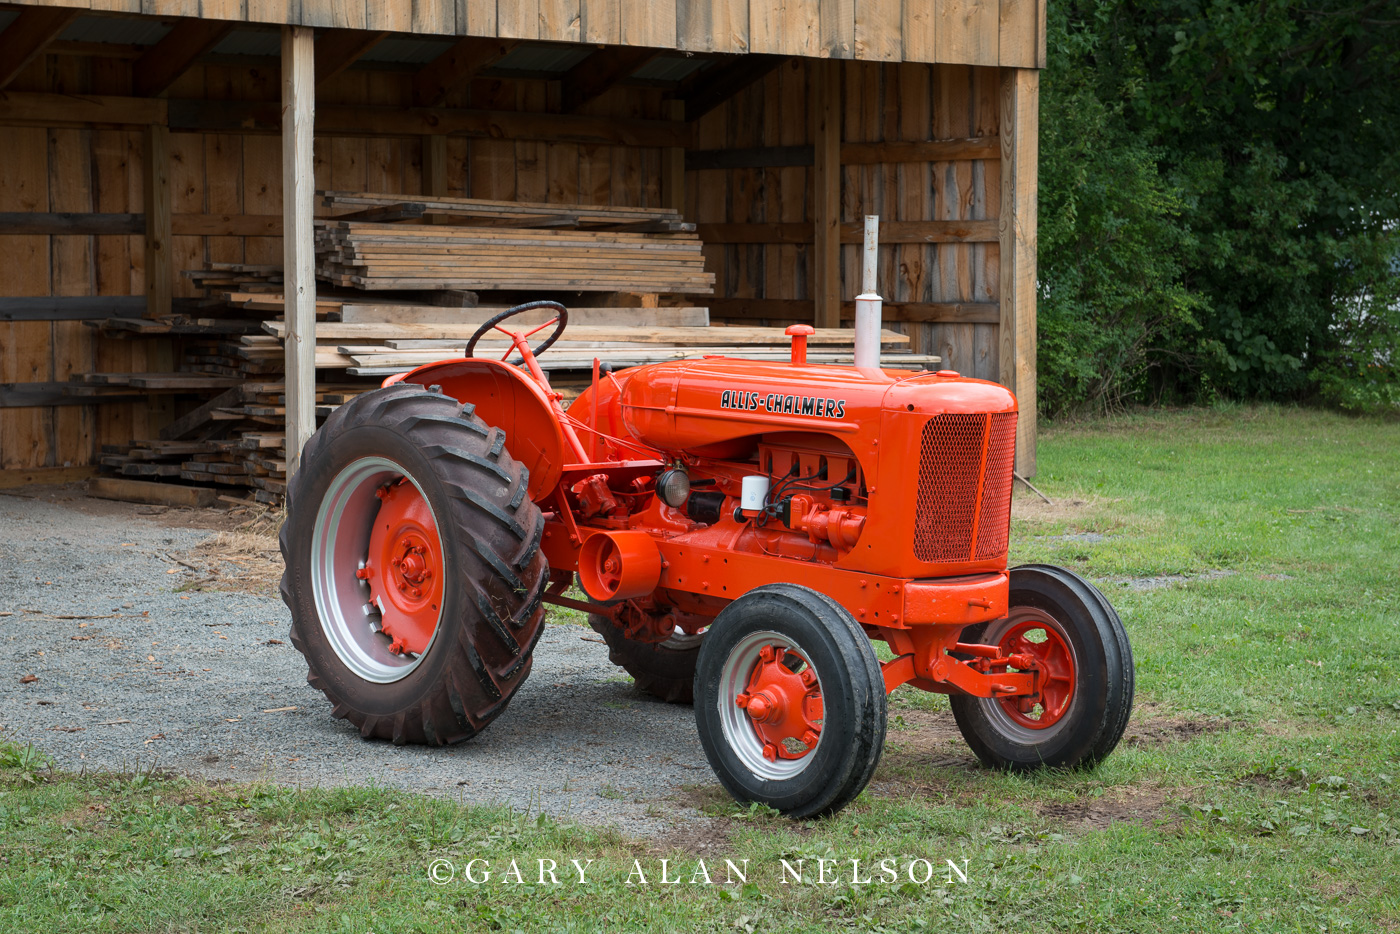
[464, 301, 569, 362]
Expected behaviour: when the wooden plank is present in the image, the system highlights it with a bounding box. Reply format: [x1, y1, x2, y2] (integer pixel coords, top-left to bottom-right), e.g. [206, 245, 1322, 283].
[0, 212, 143, 235]
[697, 220, 999, 243]
[938, 0, 999, 66]
[677, 0, 748, 53]
[580, 0, 621, 44]
[1000, 66, 1037, 476]
[498, 0, 541, 39]
[820, 0, 856, 58]
[48, 123, 95, 468]
[459, 0, 498, 35]
[855, 0, 902, 61]
[0, 8, 80, 91]
[812, 59, 840, 329]
[132, 20, 233, 98]
[89, 475, 220, 508]
[282, 26, 317, 478]
[411, 0, 457, 34]
[0, 466, 97, 488]
[561, 47, 661, 114]
[364, 0, 412, 31]
[903, 0, 937, 63]
[750, 0, 819, 56]
[142, 125, 172, 318]
[314, 29, 390, 86]
[411, 36, 517, 108]
[660, 99, 685, 214]
[0, 296, 145, 321]
[621, 0, 675, 47]
[422, 135, 448, 197]
[999, 0, 1038, 67]
[265, 321, 905, 344]
[539, 0, 582, 42]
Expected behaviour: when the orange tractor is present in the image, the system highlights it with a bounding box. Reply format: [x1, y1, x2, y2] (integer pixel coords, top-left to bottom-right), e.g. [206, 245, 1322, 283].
[281, 300, 1133, 818]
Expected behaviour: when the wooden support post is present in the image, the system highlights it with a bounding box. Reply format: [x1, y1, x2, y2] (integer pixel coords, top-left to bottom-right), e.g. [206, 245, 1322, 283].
[282, 26, 317, 479]
[660, 100, 686, 215]
[812, 60, 842, 331]
[999, 68, 1039, 477]
[142, 125, 172, 319]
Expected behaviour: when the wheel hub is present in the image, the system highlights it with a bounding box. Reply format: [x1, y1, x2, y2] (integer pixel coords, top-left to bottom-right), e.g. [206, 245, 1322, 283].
[735, 644, 823, 762]
[363, 480, 445, 657]
[996, 620, 1076, 728]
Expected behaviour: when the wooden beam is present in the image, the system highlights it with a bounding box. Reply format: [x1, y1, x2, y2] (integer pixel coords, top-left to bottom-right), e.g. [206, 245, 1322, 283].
[283, 26, 317, 479]
[132, 20, 233, 98]
[0, 212, 144, 235]
[411, 36, 518, 108]
[89, 476, 219, 509]
[685, 137, 1001, 171]
[0, 90, 691, 147]
[697, 220, 1000, 244]
[315, 29, 389, 86]
[0, 7, 79, 90]
[561, 46, 662, 113]
[1000, 68, 1039, 476]
[0, 296, 146, 322]
[811, 59, 841, 331]
[681, 55, 788, 121]
[143, 124, 172, 319]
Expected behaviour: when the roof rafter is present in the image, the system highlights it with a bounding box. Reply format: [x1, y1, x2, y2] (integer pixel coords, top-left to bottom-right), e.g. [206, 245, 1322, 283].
[561, 46, 662, 113]
[411, 36, 519, 108]
[0, 7, 81, 90]
[132, 19, 234, 98]
[679, 54, 788, 121]
[314, 29, 391, 86]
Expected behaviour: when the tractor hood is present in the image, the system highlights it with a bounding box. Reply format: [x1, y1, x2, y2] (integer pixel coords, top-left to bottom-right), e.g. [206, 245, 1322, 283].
[616, 358, 1016, 459]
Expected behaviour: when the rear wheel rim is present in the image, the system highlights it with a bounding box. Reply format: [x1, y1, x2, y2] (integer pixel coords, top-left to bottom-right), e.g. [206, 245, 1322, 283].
[311, 456, 446, 684]
[717, 630, 824, 781]
[978, 609, 1079, 742]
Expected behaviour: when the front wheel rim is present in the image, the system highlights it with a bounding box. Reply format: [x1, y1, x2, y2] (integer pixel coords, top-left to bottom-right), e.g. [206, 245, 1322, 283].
[978, 609, 1079, 742]
[717, 630, 824, 781]
[311, 456, 446, 684]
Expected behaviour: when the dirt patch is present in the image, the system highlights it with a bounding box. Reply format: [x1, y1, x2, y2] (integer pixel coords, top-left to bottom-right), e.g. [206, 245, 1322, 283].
[1122, 715, 1231, 748]
[1035, 786, 1171, 829]
[648, 818, 736, 856]
[871, 708, 982, 796]
[1011, 489, 1105, 524]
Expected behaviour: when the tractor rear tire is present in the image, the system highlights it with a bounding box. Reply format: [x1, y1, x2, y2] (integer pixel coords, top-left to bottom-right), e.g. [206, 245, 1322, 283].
[280, 382, 548, 745]
[694, 584, 886, 819]
[950, 564, 1134, 771]
[587, 610, 701, 704]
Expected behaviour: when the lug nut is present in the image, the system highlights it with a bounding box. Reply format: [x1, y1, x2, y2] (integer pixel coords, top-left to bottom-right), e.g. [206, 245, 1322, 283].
[761, 742, 778, 762]
[355, 568, 371, 580]
[735, 693, 751, 709]
[800, 730, 819, 747]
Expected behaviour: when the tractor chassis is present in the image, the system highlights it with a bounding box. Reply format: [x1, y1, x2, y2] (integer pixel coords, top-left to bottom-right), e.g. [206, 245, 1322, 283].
[540, 527, 1045, 706]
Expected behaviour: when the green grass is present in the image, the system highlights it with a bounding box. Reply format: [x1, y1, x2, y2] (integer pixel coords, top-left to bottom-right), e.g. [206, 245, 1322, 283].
[3, 405, 1399, 933]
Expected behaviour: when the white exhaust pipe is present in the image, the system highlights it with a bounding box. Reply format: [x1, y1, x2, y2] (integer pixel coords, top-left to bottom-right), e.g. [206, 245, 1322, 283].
[853, 214, 882, 369]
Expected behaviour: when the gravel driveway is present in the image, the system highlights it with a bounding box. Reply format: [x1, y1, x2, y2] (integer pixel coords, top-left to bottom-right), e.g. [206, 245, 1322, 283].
[0, 488, 712, 834]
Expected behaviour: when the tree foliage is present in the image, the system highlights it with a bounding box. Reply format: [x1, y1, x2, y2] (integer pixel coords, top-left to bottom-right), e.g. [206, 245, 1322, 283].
[1037, 0, 1400, 414]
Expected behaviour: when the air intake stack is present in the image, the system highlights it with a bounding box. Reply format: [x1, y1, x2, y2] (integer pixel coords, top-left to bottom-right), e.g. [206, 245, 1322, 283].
[853, 214, 883, 369]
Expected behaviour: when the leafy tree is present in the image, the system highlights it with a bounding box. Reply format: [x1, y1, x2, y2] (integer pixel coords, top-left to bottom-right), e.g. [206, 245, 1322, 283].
[1037, 0, 1400, 414]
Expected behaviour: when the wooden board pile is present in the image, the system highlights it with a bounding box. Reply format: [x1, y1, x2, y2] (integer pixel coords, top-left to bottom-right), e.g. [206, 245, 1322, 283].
[95, 381, 374, 503]
[313, 192, 715, 294]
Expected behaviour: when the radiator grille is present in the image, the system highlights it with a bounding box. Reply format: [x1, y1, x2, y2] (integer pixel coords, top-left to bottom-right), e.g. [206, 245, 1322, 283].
[913, 412, 1018, 563]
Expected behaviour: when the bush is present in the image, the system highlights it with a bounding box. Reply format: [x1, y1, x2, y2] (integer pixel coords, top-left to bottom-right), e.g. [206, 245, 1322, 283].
[1037, 0, 1400, 416]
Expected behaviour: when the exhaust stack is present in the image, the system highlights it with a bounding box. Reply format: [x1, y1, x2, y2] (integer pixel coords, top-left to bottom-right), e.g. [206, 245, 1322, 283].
[853, 214, 883, 369]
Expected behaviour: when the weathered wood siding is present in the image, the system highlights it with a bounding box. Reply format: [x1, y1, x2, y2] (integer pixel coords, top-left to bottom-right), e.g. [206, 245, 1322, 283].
[1, 0, 1047, 66]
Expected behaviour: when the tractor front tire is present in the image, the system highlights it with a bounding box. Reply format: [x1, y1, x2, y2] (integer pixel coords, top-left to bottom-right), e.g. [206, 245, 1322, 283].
[950, 564, 1134, 771]
[694, 584, 886, 818]
[280, 383, 547, 745]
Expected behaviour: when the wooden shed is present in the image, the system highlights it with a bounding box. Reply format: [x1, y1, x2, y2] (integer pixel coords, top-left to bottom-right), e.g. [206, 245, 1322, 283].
[0, 0, 1042, 491]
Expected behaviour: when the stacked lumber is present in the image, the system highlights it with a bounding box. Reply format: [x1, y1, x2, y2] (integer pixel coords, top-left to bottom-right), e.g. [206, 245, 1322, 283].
[95, 382, 375, 502]
[315, 222, 714, 293]
[321, 191, 696, 231]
